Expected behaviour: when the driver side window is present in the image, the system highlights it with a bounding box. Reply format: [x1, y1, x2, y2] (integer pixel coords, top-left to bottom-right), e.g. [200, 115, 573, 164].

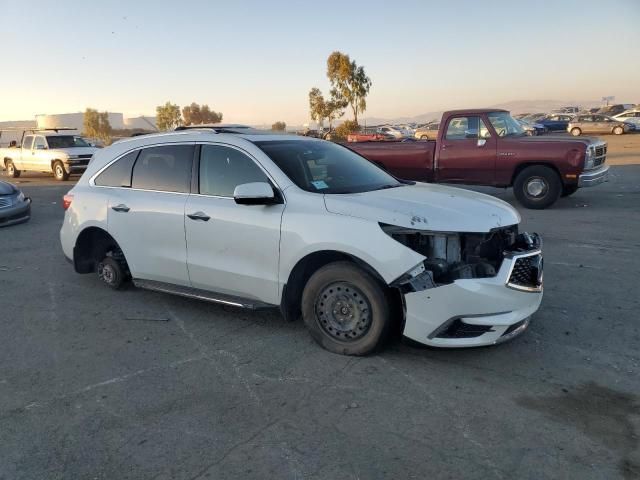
[445, 117, 490, 140]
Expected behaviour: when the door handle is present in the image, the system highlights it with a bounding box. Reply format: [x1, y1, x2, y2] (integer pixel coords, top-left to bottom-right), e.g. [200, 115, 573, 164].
[187, 211, 210, 221]
[111, 204, 130, 213]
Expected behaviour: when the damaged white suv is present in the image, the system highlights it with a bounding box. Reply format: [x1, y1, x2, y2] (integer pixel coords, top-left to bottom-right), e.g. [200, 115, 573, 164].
[60, 128, 543, 355]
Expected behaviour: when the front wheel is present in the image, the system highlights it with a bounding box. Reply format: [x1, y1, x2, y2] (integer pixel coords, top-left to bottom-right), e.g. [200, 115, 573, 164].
[513, 165, 562, 209]
[97, 257, 126, 290]
[301, 261, 391, 355]
[570, 128, 582, 136]
[5, 160, 20, 178]
[53, 161, 69, 181]
[613, 126, 624, 135]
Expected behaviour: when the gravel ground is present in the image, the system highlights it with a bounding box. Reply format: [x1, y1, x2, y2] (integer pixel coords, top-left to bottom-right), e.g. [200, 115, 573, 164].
[0, 161, 639, 480]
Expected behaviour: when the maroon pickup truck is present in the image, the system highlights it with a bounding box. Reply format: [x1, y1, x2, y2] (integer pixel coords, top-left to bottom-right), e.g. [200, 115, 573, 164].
[347, 109, 609, 209]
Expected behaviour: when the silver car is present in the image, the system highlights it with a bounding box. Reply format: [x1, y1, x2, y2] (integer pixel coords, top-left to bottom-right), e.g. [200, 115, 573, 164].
[568, 115, 633, 136]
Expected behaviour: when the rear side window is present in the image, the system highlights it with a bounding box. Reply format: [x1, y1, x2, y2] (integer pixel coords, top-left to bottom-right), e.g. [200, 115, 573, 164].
[199, 145, 268, 197]
[94, 150, 139, 187]
[22, 135, 34, 149]
[131, 145, 194, 193]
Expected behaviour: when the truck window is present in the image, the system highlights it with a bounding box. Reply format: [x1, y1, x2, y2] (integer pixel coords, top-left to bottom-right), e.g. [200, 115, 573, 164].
[22, 135, 34, 150]
[445, 117, 488, 140]
[33, 136, 47, 150]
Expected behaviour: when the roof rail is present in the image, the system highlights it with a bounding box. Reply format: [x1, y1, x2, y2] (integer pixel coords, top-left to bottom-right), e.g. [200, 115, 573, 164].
[0, 127, 77, 133]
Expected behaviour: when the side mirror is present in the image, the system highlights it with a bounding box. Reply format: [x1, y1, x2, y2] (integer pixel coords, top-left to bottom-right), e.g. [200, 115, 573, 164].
[477, 138, 487, 147]
[36, 144, 47, 150]
[233, 182, 276, 205]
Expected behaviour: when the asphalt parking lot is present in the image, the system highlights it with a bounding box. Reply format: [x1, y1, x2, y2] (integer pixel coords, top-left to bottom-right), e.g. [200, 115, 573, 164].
[1, 159, 639, 478]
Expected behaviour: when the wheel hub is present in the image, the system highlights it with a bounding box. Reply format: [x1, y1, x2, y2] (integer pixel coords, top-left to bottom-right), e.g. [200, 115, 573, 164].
[315, 282, 372, 341]
[99, 263, 115, 284]
[526, 178, 547, 197]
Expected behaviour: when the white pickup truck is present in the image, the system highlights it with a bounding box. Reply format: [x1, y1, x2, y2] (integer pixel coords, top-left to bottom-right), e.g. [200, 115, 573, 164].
[1, 130, 98, 181]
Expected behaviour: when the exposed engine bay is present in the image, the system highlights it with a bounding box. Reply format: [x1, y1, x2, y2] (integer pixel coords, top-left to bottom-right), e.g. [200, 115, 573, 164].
[382, 223, 540, 291]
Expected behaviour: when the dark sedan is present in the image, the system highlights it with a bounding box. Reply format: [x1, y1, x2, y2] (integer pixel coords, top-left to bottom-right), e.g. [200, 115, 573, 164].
[537, 114, 574, 132]
[0, 180, 31, 227]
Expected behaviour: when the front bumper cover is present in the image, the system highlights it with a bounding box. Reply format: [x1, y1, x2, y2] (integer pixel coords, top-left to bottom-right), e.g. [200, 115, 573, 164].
[0, 197, 31, 227]
[402, 248, 543, 348]
[578, 165, 609, 187]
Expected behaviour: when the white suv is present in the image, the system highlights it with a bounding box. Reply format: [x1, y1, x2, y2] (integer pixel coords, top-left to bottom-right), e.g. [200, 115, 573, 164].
[60, 129, 543, 355]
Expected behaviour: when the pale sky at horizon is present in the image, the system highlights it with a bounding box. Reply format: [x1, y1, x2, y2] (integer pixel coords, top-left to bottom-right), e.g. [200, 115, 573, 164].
[1, 0, 638, 124]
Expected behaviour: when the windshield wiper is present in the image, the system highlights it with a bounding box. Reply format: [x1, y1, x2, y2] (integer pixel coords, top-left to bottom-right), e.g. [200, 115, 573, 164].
[376, 184, 402, 190]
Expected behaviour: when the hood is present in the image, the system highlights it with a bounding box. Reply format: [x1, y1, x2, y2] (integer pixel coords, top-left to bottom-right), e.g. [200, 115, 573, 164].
[0, 181, 17, 195]
[323, 183, 520, 233]
[49, 147, 97, 157]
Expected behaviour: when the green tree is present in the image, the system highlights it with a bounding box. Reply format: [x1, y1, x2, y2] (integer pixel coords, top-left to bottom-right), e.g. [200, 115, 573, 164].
[83, 108, 112, 143]
[156, 101, 182, 131]
[182, 102, 223, 126]
[327, 51, 372, 124]
[309, 87, 345, 130]
[271, 121, 286, 131]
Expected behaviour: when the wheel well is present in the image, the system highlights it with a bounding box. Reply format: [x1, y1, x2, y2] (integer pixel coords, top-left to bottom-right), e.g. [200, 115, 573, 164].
[73, 227, 126, 274]
[511, 162, 563, 186]
[280, 251, 404, 334]
[51, 159, 63, 170]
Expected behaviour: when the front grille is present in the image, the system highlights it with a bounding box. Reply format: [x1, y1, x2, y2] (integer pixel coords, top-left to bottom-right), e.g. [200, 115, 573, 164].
[507, 253, 543, 291]
[595, 145, 606, 157]
[0, 197, 11, 209]
[592, 144, 607, 168]
[435, 319, 494, 339]
[78, 154, 93, 159]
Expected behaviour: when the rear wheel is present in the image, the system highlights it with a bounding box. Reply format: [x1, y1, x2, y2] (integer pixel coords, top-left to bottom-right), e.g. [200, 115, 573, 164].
[561, 185, 579, 197]
[420, 135, 429, 140]
[302, 261, 391, 355]
[570, 128, 582, 136]
[53, 161, 69, 181]
[5, 160, 20, 178]
[613, 126, 624, 135]
[513, 165, 562, 209]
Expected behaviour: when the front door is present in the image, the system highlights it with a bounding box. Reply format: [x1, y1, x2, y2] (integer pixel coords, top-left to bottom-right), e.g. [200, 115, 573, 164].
[436, 115, 497, 184]
[32, 135, 49, 172]
[184, 144, 284, 305]
[106, 144, 194, 286]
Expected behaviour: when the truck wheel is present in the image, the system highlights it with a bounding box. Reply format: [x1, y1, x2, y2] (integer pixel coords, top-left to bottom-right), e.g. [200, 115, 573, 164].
[513, 165, 562, 209]
[420, 135, 429, 140]
[561, 185, 579, 197]
[613, 126, 624, 135]
[5, 160, 20, 178]
[301, 261, 391, 356]
[53, 161, 70, 181]
[570, 128, 582, 136]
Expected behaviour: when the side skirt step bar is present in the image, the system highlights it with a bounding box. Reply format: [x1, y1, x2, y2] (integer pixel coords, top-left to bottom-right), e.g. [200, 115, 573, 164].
[132, 279, 275, 310]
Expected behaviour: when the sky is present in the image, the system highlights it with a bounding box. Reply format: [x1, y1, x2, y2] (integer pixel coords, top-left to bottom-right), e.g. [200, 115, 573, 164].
[1, 0, 638, 125]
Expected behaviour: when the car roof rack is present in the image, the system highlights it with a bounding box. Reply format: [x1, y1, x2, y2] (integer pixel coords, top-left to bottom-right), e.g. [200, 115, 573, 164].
[0, 127, 77, 133]
[174, 124, 276, 135]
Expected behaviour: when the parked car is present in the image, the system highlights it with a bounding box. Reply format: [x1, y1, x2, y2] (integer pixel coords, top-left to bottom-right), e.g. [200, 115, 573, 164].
[612, 109, 640, 129]
[60, 131, 543, 355]
[377, 125, 410, 139]
[346, 109, 609, 209]
[516, 119, 546, 136]
[1, 129, 97, 181]
[597, 104, 635, 117]
[536, 114, 574, 132]
[414, 122, 440, 140]
[551, 106, 581, 115]
[0, 180, 31, 227]
[521, 113, 547, 122]
[567, 115, 634, 136]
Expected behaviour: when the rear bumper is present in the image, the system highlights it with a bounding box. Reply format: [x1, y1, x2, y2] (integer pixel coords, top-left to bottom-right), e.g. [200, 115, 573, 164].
[578, 165, 609, 187]
[0, 198, 31, 227]
[402, 250, 543, 348]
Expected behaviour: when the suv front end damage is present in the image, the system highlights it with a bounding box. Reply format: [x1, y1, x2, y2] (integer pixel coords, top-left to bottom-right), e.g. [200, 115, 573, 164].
[383, 224, 543, 347]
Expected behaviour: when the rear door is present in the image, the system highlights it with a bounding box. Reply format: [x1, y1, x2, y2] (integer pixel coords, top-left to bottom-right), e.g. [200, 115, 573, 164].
[184, 143, 284, 304]
[593, 115, 612, 133]
[436, 115, 496, 184]
[16, 135, 34, 170]
[103, 144, 194, 286]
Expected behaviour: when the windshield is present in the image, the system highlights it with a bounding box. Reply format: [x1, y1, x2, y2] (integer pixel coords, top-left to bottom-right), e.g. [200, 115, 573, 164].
[255, 139, 402, 194]
[46, 135, 90, 148]
[488, 112, 526, 137]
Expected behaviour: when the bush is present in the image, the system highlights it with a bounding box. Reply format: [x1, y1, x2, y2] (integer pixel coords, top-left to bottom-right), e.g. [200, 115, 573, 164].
[331, 120, 359, 141]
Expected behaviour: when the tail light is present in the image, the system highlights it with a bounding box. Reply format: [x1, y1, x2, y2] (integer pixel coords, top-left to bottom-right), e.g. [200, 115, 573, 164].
[62, 194, 74, 210]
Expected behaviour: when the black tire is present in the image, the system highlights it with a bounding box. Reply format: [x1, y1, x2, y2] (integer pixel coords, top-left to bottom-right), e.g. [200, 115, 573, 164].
[613, 126, 624, 135]
[5, 160, 20, 178]
[53, 160, 69, 181]
[570, 128, 581, 136]
[561, 185, 579, 197]
[301, 261, 391, 355]
[513, 165, 562, 209]
[419, 135, 429, 140]
[97, 257, 126, 290]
